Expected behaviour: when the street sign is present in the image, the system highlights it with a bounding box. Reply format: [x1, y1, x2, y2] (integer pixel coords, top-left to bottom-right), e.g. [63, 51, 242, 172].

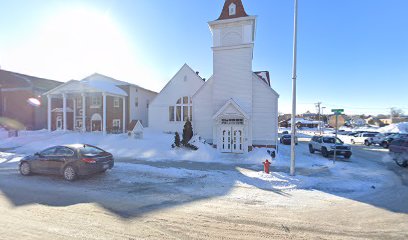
[331, 109, 344, 115]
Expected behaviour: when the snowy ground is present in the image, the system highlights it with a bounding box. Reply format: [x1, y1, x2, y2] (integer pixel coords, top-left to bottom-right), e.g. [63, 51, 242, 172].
[0, 128, 403, 196]
[1, 129, 407, 239]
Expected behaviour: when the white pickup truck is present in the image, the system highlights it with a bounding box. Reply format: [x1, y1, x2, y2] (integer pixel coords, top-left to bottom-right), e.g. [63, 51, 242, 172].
[350, 132, 378, 145]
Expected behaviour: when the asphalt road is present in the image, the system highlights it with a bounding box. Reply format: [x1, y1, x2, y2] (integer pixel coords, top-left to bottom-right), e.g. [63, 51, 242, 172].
[0, 144, 407, 240]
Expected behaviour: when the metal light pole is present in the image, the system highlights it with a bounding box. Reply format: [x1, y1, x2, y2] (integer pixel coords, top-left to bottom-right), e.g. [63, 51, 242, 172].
[290, 0, 299, 176]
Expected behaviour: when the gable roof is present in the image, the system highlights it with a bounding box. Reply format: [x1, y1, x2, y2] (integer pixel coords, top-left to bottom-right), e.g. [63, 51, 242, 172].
[213, 98, 250, 120]
[150, 63, 204, 106]
[217, 0, 249, 20]
[252, 73, 279, 98]
[254, 71, 270, 86]
[0, 69, 61, 91]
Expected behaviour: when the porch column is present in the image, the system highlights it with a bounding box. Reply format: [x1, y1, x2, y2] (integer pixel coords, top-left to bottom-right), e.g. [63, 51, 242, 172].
[73, 98, 76, 130]
[62, 93, 67, 131]
[47, 95, 52, 131]
[102, 93, 107, 134]
[82, 93, 86, 132]
[122, 96, 126, 133]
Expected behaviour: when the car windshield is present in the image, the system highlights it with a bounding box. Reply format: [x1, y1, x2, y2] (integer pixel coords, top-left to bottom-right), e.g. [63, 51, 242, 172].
[80, 145, 105, 156]
[323, 137, 343, 144]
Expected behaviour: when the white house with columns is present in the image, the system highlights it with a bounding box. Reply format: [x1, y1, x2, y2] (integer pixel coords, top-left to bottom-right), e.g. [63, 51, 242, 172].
[44, 73, 157, 134]
[149, 0, 279, 153]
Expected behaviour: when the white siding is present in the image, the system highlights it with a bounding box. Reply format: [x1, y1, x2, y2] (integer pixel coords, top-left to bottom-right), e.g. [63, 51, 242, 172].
[193, 77, 214, 141]
[149, 64, 204, 133]
[252, 75, 279, 146]
[212, 46, 253, 115]
[129, 86, 157, 127]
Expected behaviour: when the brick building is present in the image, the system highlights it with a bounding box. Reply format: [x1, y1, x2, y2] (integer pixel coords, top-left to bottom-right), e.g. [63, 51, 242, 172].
[0, 69, 62, 130]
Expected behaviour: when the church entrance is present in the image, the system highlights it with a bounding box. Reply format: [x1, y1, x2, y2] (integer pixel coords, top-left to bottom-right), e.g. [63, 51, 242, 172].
[220, 124, 244, 153]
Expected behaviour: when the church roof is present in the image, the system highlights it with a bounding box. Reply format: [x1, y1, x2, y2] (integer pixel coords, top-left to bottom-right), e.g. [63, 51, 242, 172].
[217, 0, 249, 20]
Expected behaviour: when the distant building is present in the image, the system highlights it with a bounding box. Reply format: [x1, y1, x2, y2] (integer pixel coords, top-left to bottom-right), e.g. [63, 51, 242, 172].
[0, 69, 62, 130]
[281, 118, 323, 129]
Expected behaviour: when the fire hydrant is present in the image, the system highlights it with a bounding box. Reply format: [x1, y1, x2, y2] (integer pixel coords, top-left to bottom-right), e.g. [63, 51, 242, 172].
[263, 159, 271, 174]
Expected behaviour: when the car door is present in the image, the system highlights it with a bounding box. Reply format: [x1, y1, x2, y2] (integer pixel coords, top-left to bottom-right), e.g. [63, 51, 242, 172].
[313, 137, 322, 149]
[31, 147, 58, 173]
[50, 147, 76, 174]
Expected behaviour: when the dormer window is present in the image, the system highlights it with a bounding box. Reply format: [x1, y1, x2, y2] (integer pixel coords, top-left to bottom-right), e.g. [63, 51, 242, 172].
[229, 3, 236, 16]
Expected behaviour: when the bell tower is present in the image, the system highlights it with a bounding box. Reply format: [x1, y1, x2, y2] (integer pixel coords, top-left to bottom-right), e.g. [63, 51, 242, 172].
[209, 0, 257, 114]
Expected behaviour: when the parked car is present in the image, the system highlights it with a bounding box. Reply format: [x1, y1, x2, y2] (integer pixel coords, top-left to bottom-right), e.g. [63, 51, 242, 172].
[389, 138, 408, 167]
[280, 134, 298, 145]
[366, 132, 395, 146]
[19, 144, 114, 181]
[380, 133, 408, 148]
[351, 132, 378, 145]
[309, 136, 352, 159]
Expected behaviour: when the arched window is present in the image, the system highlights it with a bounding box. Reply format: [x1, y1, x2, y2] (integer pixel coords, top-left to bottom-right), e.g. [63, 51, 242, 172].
[169, 96, 192, 122]
[229, 3, 236, 16]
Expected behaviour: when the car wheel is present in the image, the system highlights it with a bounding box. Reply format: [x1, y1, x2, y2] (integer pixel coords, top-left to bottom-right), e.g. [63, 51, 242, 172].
[395, 154, 408, 167]
[309, 144, 315, 154]
[344, 153, 351, 159]
[19, 162, 31, 176]
[63, 166, 77, 181]
[381, 142, 389, 149]
[364, 140, 370, 146]
[321, 147, 329, 158]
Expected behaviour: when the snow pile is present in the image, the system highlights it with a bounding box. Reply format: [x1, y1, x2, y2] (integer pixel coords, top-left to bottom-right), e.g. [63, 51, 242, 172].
[378, 122, 408, 133]
[0, 127, 7, 139]
[0, 129, 271, 164]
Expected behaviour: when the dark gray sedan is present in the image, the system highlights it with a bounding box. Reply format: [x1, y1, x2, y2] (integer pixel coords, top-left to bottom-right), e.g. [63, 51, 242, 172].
[19, 144, 114, 181]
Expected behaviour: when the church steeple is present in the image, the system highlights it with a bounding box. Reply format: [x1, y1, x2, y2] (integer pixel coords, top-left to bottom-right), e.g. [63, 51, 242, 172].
[217, 0, 248, 20]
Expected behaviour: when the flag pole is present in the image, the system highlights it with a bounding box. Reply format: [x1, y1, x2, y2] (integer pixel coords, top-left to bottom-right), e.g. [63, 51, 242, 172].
[290, 0, 299, 176]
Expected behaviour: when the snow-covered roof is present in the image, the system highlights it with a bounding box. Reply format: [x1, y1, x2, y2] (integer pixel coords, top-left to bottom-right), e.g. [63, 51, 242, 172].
[289, 118, 323, 124]
[44, 73, 129, 97]
[81, 73, 128, 96]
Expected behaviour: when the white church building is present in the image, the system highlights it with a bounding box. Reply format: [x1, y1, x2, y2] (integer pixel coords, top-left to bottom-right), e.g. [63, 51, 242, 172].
[149, 0, 279, 153]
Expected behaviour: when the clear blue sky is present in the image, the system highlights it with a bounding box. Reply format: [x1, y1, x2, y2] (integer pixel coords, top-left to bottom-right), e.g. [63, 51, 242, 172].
[0, 0, 407, 115]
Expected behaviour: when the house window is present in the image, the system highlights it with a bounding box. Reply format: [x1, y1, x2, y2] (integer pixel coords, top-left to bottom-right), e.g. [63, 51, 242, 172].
[79, 109, 83, 116]
[176, 106, 182, 121]
[169, 106, 175, 122]
[229, 3, 236, 16]
[135, 97, 138, 107]
[169, 96, 193, 122]
[77, 98, 82, 108]
[113, 119, 121, 128]
[91, 96, 101, 108]
[113, 97, 120, 108]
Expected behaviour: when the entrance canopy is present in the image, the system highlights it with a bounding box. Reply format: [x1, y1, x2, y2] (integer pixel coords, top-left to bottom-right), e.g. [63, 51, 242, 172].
[213, 98, 250, 121]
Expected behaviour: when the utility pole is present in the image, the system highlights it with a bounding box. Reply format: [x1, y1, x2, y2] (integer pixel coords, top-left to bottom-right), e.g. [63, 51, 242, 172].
[390, 108, 394, 124]
[315, 102, 322, 135]
[290, 0, 299, 176]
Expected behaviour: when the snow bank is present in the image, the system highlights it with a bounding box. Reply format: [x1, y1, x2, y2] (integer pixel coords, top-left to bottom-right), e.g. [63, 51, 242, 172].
[378, 122, 408, 133]
[0, 129, 272, 164]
